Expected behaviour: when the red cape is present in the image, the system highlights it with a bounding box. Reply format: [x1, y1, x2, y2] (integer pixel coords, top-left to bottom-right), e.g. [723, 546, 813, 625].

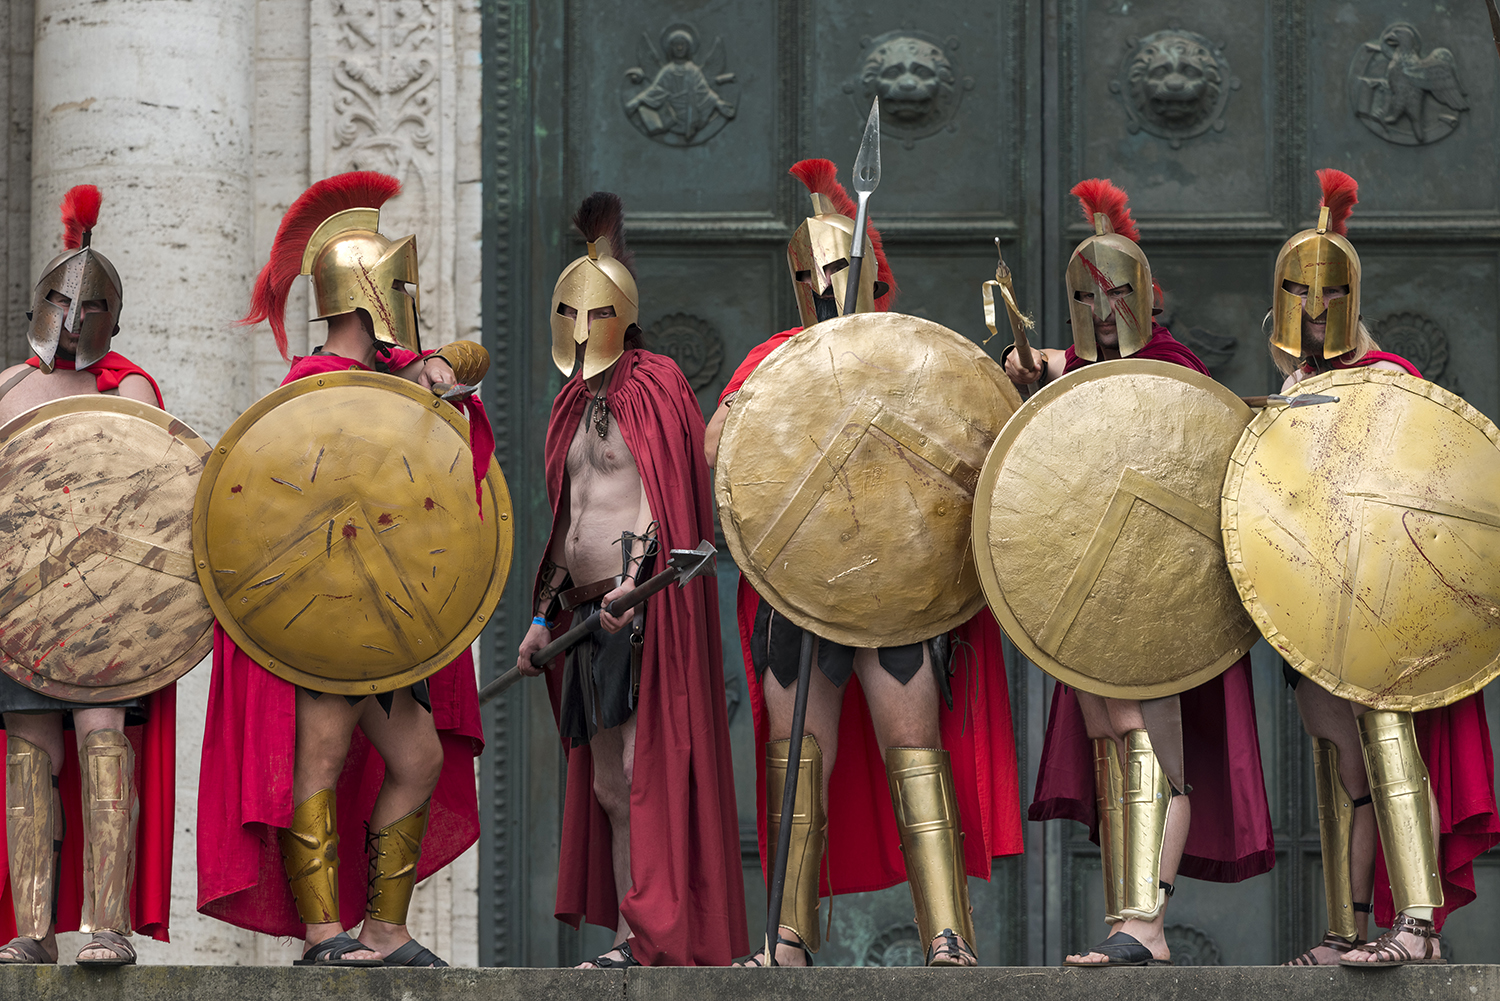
[1033, 328, 1276, 881]
[2, 352, 174, 941]
[537, 349, 747, 966]
[1326, 351, 1498, 930]
[721, 325, 1022, 891]
[195, 352, 484, 937]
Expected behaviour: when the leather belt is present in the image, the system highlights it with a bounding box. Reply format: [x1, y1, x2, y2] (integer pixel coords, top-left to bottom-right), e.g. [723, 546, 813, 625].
[559, 575, 622, 612]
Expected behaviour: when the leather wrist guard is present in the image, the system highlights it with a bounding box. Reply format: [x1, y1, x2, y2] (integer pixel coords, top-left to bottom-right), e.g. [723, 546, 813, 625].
[766, 736, 826, 952]
[365, 799, 430, 925]
[5, 737, 61, 940]
[1311, 737, 1359, 941]
[1358, 710, 1443, 914]
[1120, 728, 1173, 921]
[1092, 737, 1126, 925]
[279, 788, 341, 925]
[79, 729, 138, 935]
[885, 747, 975, 961]
[431, 339, 490, 386]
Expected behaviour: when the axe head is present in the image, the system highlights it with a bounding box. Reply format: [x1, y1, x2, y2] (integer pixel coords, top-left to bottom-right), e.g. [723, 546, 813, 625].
[668, 540, 717, 586]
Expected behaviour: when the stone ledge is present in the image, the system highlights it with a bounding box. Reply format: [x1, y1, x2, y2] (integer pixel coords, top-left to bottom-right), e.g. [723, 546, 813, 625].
[3, 964, 1496, 1001]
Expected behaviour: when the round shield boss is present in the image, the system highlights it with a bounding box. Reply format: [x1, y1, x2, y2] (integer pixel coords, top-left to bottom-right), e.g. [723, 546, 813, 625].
[0, 396, 214, 702]
[716, 312, 1022, 647]
[194, 371, 512, 695]
[974, 359, 1259, 699]
[1223, 368, 1500, 711]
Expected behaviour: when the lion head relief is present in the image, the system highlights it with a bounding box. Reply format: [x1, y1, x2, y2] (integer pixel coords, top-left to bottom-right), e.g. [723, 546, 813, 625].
[861, 35, 957, 126]
[1125, 30, 1226, 134]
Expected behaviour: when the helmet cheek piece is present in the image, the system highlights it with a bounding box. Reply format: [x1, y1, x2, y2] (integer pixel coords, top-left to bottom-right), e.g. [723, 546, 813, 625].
[548, 241, 640, 380]
[26, 248, 124, 373]
[1270, 227, 1362, 361]
[787, 207, 877, 329]
[1064, 235, 1153, 362]
[302, 208, 425, 355]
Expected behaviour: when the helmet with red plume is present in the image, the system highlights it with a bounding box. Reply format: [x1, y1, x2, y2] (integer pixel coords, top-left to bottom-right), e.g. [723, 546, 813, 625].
[1064, 179, 1155, 360]
[27, 185, 124, 372]
[243, 171, 420, 360]
[785, 158, 897, 327]
[1269, 170, 1362, 360]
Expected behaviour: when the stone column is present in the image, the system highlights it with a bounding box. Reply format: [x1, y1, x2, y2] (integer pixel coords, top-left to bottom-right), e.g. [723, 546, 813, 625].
[30, 0, 258, 965]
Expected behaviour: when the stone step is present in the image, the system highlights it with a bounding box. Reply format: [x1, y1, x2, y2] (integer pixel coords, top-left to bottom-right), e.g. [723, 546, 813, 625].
[4, 964, 1493, 1001]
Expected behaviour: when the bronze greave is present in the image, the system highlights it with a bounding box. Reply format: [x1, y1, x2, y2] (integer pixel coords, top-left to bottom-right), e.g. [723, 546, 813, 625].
[365, 799, 430, 926]
[279, 788, 340, 925]
[885, 747, 975, 959]
[1119, 729, 1173, 921]
[78, 729, 138, 935]
[1311, 737, 1358, 941]
[1092, 737, 1125, 924]
[765, 736, 826, 952]
[5, 737, 58, 940]
[1358, 710, 1443, 914]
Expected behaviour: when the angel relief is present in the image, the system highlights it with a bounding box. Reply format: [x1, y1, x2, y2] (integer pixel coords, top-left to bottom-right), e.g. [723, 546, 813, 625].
[1349, 22, 1468, 145]
[622, 23, 737, 147]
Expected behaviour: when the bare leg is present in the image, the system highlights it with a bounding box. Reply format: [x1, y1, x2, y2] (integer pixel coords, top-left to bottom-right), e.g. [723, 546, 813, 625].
[0, 712, 65, 963]
[1287, 683, 1374, 963]
[351, 690, 445, 960]
[733, 640, 845, 967]
[577, 714, 639, 967]
[1066, 697, 1185, 965]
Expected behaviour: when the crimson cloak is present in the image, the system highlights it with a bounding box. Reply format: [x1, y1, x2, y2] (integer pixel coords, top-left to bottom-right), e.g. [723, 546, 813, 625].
[720, 328, 1024, 897]
[1030, 323, 1277, 882]
[0, 351, 174, 942]
[537, 348, 747, 966]
[196, 349, 484, 937]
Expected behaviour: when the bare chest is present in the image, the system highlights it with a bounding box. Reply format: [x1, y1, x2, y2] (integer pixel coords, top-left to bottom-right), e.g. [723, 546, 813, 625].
[565, 405, 639, 482]
[0, 368, 100, 426]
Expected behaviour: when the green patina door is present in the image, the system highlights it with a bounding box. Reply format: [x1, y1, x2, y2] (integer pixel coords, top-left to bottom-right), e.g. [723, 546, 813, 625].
[478, 0, 1500, 967]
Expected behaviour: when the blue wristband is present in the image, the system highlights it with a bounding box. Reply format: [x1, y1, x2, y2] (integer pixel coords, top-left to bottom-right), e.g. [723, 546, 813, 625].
[532, 614, 554, 629]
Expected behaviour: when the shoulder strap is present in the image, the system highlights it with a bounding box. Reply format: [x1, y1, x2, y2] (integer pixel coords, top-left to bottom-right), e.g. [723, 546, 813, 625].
[0, 367, 34, 404]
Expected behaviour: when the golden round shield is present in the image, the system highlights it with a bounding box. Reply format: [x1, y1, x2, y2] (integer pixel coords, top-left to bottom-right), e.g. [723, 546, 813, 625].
[716, 312, 1022, 647]
[0, 396, 213, 702]
[1223, 369, 1500, 711]
[193, 371, 512, 695]
[974, 359, 1259, 698]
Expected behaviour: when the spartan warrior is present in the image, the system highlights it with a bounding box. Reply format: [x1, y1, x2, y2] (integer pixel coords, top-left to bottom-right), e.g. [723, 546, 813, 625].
[0, 187, 172, 965]
[515, 193, 745, 968]
[706, 160, 1023, 969]
[197, 172, 493, 968]
[1262, 170, 1499, 967]
[1010, 180, 1274, 967]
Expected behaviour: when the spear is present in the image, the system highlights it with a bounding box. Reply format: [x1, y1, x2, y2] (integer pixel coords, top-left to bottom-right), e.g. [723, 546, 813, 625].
[841, 98, 882, 317]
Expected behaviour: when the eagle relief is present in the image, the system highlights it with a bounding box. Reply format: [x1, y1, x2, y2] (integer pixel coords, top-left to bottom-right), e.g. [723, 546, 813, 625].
[622, 23, 737, 147]
[1349, 22, 1468, 145]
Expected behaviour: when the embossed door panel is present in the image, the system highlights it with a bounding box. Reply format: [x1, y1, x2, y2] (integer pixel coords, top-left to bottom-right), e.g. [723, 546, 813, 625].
[1146, 248, 1280, 395]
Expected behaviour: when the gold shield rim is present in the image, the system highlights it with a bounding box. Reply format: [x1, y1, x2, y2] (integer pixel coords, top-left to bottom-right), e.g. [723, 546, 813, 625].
[973, 358, 1259, 699]
[1222, 367, 1500, 711]
[192, 370, 513, 695]
[716, 312, 1021, 647]
[0, 395, 214, 701]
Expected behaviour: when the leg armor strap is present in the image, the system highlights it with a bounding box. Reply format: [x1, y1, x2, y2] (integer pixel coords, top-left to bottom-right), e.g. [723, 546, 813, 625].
[365, 799, 430, 925]
[766, 736, 826, 952]
[885, 747, 976, 962]
[279, 788, 340, 925]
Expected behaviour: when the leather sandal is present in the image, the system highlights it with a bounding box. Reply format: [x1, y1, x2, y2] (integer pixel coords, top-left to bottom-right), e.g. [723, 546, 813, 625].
[1285, 931, 1359, 966]
[76, 930, 136, 967]
[738, 934, 814, 967]
[1339, 913, 1446, 967]
[1063, 930, 1171, 967]
[293, 931, 383, 967]
[0, 937, 54, 965]
[586, 940, 642, 969]
[926, 928, 977, 967]
[382, 939, 449, 967]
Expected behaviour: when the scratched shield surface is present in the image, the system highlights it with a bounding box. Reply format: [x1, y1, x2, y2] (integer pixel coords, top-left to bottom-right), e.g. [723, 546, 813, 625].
[715, 312, 1021, 647]
[1223, 368, 1500, 711]
[0, 396, 213, 702]
[974, 359, 1259, 699]
[193, 371, 512, 695]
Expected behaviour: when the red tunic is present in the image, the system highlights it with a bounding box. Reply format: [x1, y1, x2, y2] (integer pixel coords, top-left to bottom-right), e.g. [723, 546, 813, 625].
[195, 349, 484, 937]
[719, 329, 1024, 896]
[0, 352, 175, 942]
[537, 348, 747, 966]
[1312, 350, 1500, 931]
[1032, 324, 1277, 882]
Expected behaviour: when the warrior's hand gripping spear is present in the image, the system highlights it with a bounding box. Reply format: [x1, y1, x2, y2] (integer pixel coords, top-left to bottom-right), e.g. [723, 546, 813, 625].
[983, 238, 1039, 396]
